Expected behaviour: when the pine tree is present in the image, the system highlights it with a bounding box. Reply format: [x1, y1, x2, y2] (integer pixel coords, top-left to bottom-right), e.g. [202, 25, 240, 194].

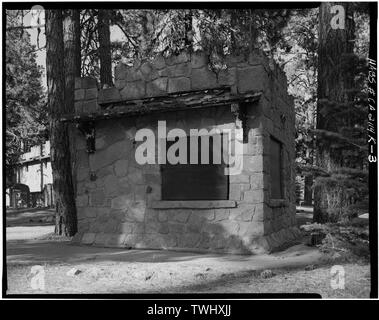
[5, 11, 46, 180]
[313, 3, 368, 222]
[46, 9, 77, 236]
[98, 9, 113, 87]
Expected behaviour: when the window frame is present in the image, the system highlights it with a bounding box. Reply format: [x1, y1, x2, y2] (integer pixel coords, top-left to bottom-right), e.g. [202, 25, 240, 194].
[269, 135, 284, 200]
[160, 132, 230, 201]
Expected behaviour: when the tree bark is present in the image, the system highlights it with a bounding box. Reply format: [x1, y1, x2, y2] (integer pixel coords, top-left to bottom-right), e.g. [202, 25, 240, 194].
[98, 9, 113, 87]
[63, 9, 81, 201]
[303, 175, 313, 206]
[184, 10, 193, 48]
[46, 10, 77, 236]
[313, 2, 355, 222]
[74, 10, 81, 77]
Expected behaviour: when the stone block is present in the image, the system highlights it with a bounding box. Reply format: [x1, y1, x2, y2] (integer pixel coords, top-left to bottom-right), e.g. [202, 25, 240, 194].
[124, 234, 141, 247]
[76, 207, 87, 220]
[198, 233, 212, 249]
[146, 78, 168, 97]
[237, 65, 269, 93]
[114, 159, 128, 177]
[202, 222, 223, 235]
[158, 69, 168, 77]
[83, 207, 97, 218]
[209, 235, 227, 250]
[250, 173, 264, 190]
[89, 140, 129, 171]
[105, 234, 127, 247]
[103, 175, 119, 197]
[111, 195, 129, 210]
[218, 220, 240, 235]
[134, 185, 147, 201]
[202, 209, 215, 221]
[229, 184, 242, 200]
[82, 99, 99, 113]
[230, 204, 256, 222]
[230, 174, 250, 184]
[115, 79, 127, 90]
[225, 54, 245, 67]
[98, 87, 121, 103]
[243, 190, 265, 203]
[190, 52, 208, 68]
[76, 167, 89, 182]
[76, 194, 88, 207]
[158, 224, 170, 234]
[94, 233, 110, 245]
[250, 237, 272, 254]
[139, 62, 157, 81]
[166, 52, 189, 65]
[157, 211, 168, 222]
[81, 232, 96, 245]
[71, 233, 83, 243]
[191, 68, 217, 90]
[120, 81, 146, 100]
[115, 63, 129, 80]
[217, 69, 234, 86]
[226, 235, 244, 253]
[152, 55, 166, 70]
[126, 201, 146, 222]
[82, 77, 98, 89]
[239, 221, 264, 238]
[75, 77, 82, 89]
[127, 170, 144, 185]
[168, 77, 191, 93]
[85, 88, 98, 100]
[75, 89, 85, 101]
[186, 215, 205, 233]
[126, 69, 143, 82]
[90, 189, 106, 206]
[103, 219, 119, 233]
[167, 63, 190, 77]
[214, 209, 230, 221]
[96, 166, 114, 180]
[144, 174, 160, 185]
[173, 210, 191, 223]
[168, 222, 185, 234]
[180, 233, 201, 248]
[132, 222, 145, 234]
[74, 101, 83, 114]
[243, 155, 264, 173]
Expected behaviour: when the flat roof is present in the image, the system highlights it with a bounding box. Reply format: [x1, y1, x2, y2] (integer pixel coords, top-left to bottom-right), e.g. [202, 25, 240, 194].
[61, 87, 261, 123]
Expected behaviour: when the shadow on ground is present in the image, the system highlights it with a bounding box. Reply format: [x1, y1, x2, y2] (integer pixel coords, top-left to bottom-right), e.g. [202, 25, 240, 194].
[6, 208, 55, 227]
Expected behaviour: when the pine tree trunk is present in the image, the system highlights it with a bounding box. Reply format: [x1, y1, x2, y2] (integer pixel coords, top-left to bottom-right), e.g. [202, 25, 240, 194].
[98, 9, 113, 87]
[303, 175, 313, 206]
[74, 10, 81, 77]
[63, 9, 81, 203]
[313, 2, 355, 222]
[46, 10, 77, 236]
[184, 10, 193, 47]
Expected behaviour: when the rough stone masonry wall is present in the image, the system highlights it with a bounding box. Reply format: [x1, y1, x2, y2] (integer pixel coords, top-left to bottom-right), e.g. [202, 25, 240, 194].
[244, 62, 300, 251]
[72, 51, 299, 253]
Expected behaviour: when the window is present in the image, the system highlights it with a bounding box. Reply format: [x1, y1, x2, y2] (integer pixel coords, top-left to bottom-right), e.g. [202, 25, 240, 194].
[161, 134, 228, 200]
[270, 137, 283, 199]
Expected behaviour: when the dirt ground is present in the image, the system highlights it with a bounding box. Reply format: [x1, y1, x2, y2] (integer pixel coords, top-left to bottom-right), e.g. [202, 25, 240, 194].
[6, 238, 370, 297]
[7, 254, 370, 297]
[5, 207, 371, 297]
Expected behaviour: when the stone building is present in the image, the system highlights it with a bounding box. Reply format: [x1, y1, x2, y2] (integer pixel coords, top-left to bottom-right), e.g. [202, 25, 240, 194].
[6, 141, 54, 208]
[63, 51, 300, 254]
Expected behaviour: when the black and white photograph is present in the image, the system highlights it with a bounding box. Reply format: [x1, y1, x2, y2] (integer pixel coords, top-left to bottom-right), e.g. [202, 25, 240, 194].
[1, 1, 377, 302]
